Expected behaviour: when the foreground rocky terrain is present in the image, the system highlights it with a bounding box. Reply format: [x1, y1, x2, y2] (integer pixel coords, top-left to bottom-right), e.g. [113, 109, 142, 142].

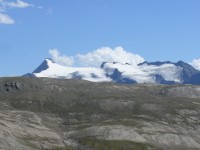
[0, 77, 200, 149]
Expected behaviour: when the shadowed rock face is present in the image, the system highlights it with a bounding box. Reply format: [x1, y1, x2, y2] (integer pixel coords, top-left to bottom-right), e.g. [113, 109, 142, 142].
[32, 58, 54, 74]
[138, 61, 174, 66]
[109, 69, 137, 84]
[175, 61, 200, 83]
[0, 77, 200, 150]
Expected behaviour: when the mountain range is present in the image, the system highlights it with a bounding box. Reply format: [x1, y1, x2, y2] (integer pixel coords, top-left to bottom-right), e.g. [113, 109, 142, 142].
[24, 58, 200, 84]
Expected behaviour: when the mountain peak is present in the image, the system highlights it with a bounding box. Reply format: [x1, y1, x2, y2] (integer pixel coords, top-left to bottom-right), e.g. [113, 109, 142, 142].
[32, 58, 54, 74]
[45, 58, 55, 63]
[175, 60, 192, 67]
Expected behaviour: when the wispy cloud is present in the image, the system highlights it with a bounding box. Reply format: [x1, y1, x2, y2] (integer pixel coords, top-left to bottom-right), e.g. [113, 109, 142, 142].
[46, 7, 53, 14]
[0, 0, 32, 24]
[37, 6, 43, 10]
[49, 47, 145, 67]
[6, 0, 32, 8]
[0, 13, 14, 24]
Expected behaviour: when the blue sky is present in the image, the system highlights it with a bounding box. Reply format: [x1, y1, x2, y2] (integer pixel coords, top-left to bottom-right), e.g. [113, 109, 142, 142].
[1, 0, 200, 76]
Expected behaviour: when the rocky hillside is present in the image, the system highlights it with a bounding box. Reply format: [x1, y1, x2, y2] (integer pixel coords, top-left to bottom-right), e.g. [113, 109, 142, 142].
[0, 77, 200, 149]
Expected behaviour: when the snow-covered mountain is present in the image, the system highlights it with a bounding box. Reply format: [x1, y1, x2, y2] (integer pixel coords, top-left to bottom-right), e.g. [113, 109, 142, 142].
[25, 58, 200, 84]
[29, 59, 111, 82]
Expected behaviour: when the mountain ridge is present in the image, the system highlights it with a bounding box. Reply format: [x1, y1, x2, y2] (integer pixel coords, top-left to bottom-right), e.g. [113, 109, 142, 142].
[25, 58, 200, 84]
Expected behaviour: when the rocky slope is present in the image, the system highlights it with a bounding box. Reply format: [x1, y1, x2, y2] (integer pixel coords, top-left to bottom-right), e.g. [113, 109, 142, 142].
[0, 77, 200, 149]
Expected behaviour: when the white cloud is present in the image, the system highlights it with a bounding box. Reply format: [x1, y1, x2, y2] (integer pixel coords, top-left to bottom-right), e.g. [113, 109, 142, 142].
[0, 13, 14, 24]
[0, 0, 32, 24]
[49, 47, 145, 67]
[190, 59, 200, 70]
[6, 0, 32, 8]
[49, 49, 74, 66]
[76, 47, 144, 67]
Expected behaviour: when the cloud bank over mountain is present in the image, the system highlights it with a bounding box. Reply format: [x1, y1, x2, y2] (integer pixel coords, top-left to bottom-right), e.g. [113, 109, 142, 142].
[49, 46, 200, 72]
[49, 47, 145, 67]
[49, 49, 74, 66]
[190, 59, 200, 71]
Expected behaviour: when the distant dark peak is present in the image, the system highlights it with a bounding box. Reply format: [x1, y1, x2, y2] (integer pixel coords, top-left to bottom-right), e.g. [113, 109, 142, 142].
[110, 68, 122, 81]
[138, 61, 148, 66]
[32, 59, 53, 74]
[106, 68, 134, 84]
[22, 73, 36, 77]
[174, 60, 200, 83]
[175, 61, 191, 67]
[138, 61, 173, 66]
[100, 62, 108, 68]
[175, 60, 199, 74]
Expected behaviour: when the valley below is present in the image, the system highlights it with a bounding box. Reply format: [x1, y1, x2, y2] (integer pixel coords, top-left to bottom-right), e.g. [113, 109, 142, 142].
[0, 77, 200, 150]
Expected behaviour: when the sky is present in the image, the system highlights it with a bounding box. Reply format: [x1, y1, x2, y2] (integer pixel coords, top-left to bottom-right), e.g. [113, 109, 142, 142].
[1, 0, 200, 76]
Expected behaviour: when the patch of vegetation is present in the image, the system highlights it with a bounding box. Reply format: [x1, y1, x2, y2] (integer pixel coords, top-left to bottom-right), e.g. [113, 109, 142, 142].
[79, 137, 161, 150]
[21, 139, 41, 149]
[51, 147, 75, 150]
[23, 139, 74, 150]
